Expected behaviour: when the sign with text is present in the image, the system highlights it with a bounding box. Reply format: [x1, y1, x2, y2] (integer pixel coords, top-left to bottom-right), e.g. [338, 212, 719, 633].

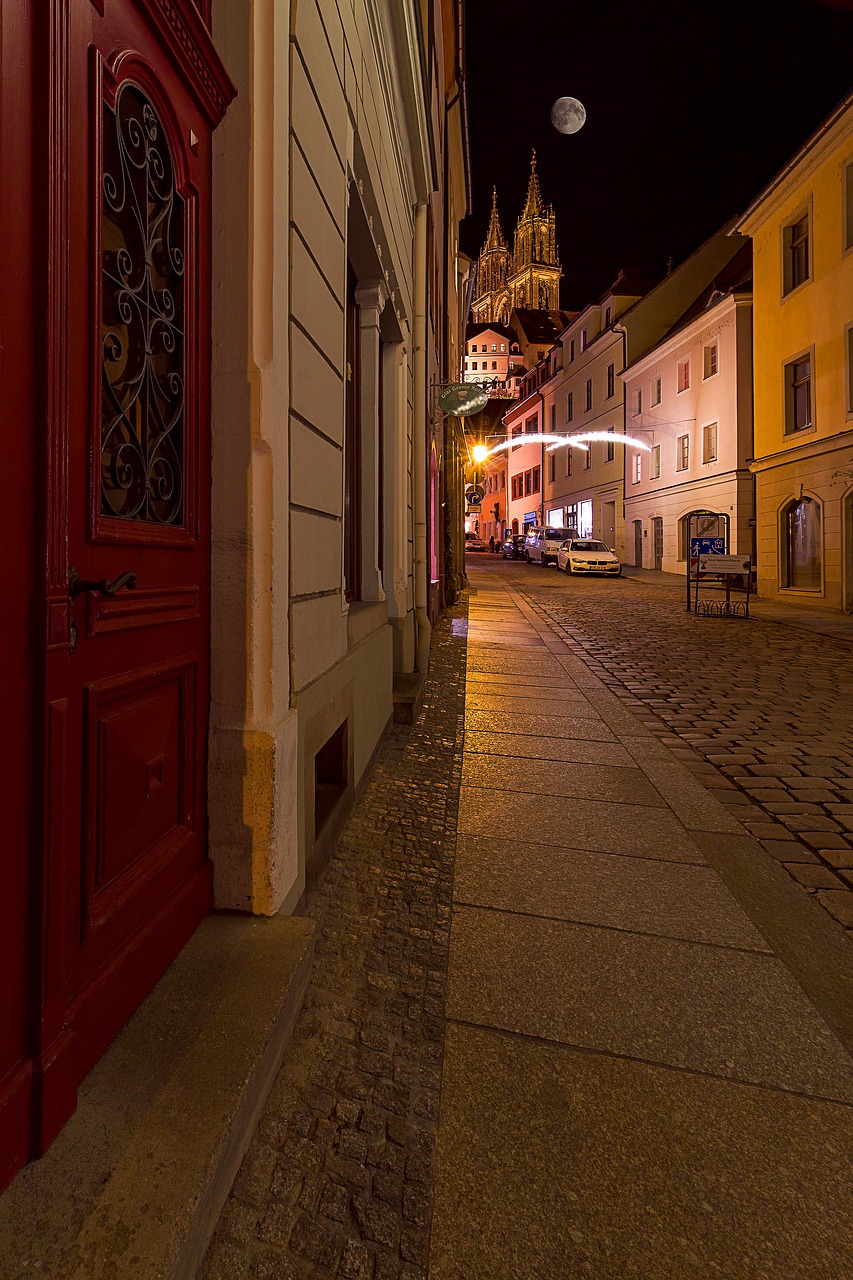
[698, 555, 751, 575]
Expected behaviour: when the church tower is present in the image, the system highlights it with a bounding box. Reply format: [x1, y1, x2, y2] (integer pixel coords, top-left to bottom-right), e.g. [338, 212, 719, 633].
[508, 152, 561, 312]
[471, 189, 511, 325]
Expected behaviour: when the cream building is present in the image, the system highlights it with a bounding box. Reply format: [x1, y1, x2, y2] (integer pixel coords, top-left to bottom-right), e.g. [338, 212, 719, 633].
[210, 0, 470, 916]
[735, 91, 853, 611]
[622, 241, 754, 572]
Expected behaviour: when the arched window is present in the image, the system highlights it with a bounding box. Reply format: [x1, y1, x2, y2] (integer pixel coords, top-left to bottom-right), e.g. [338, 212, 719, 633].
[783, 497, 821, 590]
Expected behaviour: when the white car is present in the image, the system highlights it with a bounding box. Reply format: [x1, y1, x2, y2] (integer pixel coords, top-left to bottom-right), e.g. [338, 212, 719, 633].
[557, 538, 622, 576]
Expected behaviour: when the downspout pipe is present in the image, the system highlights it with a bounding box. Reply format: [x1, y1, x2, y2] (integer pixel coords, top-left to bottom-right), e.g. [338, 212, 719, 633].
[414, 202, 432, 672]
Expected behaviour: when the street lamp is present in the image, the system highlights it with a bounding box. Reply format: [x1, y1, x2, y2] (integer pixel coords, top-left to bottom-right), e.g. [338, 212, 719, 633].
[471, 444, 489, 464]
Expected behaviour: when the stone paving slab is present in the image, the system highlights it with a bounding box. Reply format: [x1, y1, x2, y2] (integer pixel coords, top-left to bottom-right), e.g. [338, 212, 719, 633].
[430, 1024, 853, 1280]
[458, 786, 704, 861]
[461, 754, 664, 807]
[463, 693, 600, 719]
[463, 708, 616, 740]
[465, 651, 565, 676]
[447, 906, 853, 1099]
[463, 730, 636, 769]
[453, 837, 770, 950]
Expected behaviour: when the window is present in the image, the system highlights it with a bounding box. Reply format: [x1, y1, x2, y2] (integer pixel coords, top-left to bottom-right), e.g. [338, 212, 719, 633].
[605, 306, 611, 327]
[784, 497, 821, 590]
[606, 426, 615, 462]
[632, 388, 642, 416]
[702, 422, 718, 463]
[585, 379, 592, 411]
[548, 453, 555, 482]
[632, 453, 641, 483]
[606, 363, 615, 398]
[524, 470, 532, 496]
[650, 444, 661, 479]
[676, 434, 689, 470]
[500, 470, 506, 489]
[472, 361, 477, 370]
[580, 328, 588, 351]
[582, 446, 591, 470]
[783, 211, 810, 294]
[566, 447, 573, 477]
[677, 360, 690, 393]
[511, 474, 523, 500]
[464, 361, 469, 370]
[492, 361, 497, 370]
[550, 404, 557, 433]
[566, 392, 574, 422]
[525, 414, 538, 434]
[785, 354, 813, 433]
[500, 343, 506, 352]
[651, 374, 662, 406]
[508, 361, 515, 371]
[532, 465, 540, 492]
[703, 342, 719, 379]
[570, 339, 576, 362]
[491, 344, 497, 351]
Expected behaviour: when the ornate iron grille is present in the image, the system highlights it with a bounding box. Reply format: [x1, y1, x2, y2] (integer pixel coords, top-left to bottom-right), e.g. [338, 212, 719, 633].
[101, 83, 185, 524]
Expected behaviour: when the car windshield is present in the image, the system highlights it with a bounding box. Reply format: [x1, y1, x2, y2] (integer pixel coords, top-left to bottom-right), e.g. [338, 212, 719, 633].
[545, 528, 572, 540]
[570, 540, 608, 552]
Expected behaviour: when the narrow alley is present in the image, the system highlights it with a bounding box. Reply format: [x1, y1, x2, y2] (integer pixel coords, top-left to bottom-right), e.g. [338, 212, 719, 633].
[202, 560, 853, 1280]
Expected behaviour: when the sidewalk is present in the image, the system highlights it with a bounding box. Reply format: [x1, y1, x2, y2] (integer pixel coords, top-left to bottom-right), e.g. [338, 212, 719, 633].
[622, 564, 853, 643]
[430, 567, 853, 1278]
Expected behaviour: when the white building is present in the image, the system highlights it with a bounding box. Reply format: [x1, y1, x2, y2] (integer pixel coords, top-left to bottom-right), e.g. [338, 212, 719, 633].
[622, 243, 753, 572]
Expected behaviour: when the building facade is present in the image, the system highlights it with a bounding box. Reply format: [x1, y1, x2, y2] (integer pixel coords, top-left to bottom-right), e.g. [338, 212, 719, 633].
[736, 92, 853, 611]
[622, 244, 754, 572]
[1, 0, 468, 1193]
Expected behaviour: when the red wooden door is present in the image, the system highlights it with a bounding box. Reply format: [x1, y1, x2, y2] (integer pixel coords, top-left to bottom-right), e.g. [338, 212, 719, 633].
[24, 0, 233, 1165]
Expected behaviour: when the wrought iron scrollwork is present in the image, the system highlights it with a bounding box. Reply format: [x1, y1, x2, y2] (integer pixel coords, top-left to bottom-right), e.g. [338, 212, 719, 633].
[101, 82, 185, 524]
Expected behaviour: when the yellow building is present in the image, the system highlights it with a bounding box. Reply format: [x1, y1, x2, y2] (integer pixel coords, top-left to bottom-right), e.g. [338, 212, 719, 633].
[736, 91, 853, 610]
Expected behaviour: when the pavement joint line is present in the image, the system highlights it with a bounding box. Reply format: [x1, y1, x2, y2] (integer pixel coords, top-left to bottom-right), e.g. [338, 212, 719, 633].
[448, 897, 772, 955]
[442, 1015, 853, 1109]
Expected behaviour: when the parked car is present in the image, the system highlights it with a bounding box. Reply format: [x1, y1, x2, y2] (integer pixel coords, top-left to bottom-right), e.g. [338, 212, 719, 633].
[524, 526, 577, 566]
[464, 532, 489, 553]
[557, 538, 622, 576]
[501, 533, 526, 559]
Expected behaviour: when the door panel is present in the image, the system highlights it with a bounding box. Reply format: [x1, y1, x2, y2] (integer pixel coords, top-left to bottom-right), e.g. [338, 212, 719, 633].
[26, 0, 234, 1163]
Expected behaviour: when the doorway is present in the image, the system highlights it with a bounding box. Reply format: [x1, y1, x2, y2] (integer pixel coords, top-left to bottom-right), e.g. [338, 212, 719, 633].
[633, 520, 644, 568]
[0, 1, 233, 1190]
[652, 517, 664, 570]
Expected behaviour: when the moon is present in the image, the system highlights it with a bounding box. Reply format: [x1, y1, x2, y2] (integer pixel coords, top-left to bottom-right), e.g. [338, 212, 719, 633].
[551, 96, 586, 135]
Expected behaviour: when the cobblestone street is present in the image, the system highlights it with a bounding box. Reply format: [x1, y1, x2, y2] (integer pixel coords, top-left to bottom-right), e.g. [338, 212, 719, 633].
[203, 560, 853, 1279]
[505, 558, 853, 935]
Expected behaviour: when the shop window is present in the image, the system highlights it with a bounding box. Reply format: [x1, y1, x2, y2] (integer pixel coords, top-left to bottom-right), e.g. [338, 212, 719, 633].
[783, 497, 821, 590]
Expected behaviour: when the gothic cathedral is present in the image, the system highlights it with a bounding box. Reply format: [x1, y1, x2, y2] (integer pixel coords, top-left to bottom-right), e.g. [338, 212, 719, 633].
[471, 153, 562, 326]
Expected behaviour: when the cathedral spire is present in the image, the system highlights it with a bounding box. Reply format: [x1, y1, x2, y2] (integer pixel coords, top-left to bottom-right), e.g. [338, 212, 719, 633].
[484, 187, 507, 250]
[520, 150, 544, 221]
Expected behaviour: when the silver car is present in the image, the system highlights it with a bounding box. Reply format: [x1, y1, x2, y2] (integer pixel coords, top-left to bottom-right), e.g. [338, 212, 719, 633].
[557, 538, 622, 576]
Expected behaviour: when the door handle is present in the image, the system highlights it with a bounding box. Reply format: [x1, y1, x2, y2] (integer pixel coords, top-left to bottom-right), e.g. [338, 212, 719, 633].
[69, 567, 139, 600]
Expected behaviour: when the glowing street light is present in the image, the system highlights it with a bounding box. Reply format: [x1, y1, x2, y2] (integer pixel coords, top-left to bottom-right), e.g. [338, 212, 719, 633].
[471, 444, 489, 464]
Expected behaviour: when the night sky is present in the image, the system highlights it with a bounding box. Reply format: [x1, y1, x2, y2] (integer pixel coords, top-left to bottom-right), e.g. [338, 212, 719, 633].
[461, 0, 853, 309]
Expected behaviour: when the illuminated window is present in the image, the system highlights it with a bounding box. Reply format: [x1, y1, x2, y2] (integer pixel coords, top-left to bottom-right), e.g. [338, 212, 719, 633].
[783, 497, 821, 590]
[632, 452, 641, 483]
